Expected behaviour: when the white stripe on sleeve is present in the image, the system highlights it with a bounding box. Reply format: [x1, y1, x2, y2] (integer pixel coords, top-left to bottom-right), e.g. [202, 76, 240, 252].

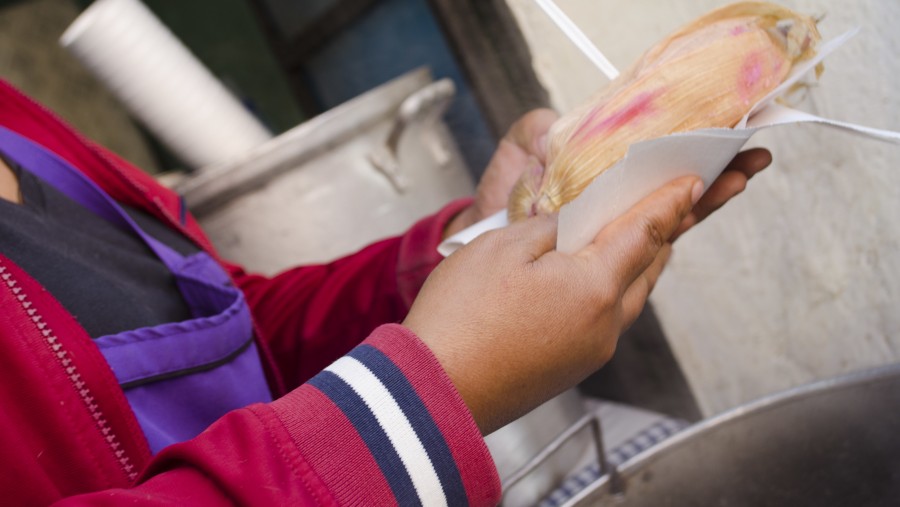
[326, 356, 448, 507]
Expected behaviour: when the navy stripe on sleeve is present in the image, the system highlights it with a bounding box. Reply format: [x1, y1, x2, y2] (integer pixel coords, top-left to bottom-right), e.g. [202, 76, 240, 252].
[349, 345, 468, 506]
[307, 371, 422, 507]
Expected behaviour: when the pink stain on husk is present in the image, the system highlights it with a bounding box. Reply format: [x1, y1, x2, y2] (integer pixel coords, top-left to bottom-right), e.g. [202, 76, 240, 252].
[730, 25, 748, 36]
[738, 52, 766, 104]
[573, 89, 663, 142]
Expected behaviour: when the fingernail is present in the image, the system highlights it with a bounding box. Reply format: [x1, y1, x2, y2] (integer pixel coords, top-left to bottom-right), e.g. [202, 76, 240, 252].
[691, 180, 704, 205]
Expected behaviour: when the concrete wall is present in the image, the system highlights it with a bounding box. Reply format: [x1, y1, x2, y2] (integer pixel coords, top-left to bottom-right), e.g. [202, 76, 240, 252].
[506, 0, 900, 415]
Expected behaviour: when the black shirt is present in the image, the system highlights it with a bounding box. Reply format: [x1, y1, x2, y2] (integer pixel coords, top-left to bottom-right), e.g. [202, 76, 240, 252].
[0, 156, 197, 338]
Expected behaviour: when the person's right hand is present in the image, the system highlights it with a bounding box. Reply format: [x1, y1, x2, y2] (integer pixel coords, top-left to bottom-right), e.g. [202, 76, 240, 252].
[404, 176, 703, 435]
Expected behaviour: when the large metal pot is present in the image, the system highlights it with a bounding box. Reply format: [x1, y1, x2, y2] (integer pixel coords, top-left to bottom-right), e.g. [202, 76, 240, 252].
[488, 388, 594, 507]
[177, 68, 474, 272]
[565, 363, 900, 506]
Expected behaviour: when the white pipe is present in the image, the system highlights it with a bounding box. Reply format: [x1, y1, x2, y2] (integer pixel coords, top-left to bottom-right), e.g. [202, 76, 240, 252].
[60, 0, 272, 170]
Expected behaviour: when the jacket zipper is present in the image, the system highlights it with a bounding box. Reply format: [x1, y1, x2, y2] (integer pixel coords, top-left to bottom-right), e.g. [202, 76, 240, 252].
[0, 261, 138, 482]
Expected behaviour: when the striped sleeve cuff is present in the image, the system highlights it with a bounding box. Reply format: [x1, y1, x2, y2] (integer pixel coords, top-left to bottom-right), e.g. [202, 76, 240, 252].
[270, 324, 500, 506]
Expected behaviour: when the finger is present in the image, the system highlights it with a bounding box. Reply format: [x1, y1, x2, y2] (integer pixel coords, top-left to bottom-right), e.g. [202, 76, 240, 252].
[621, 244, 672, 326]
[669, 148, 771, 240]
[581, 176, 700, 287]
[670, 170, 746, 240]
[492, 213, 559, 262]
[725, 148, 772, 178]
[506, 109, 559, 164]
[697, 167, 748, 214]
[697, 148, 771, 217]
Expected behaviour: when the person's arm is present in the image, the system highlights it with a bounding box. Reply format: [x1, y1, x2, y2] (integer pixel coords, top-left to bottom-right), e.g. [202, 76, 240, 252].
[0, 77, 554, 392]
[406, 176, 702, 433]
[228, 199, 468, 390]
[231, 110, 561, 390]
[56, 171, 736, 506]
[226, 111, 771, 393]
[1, 81, 767, 394]
[55, 324, 499, 506]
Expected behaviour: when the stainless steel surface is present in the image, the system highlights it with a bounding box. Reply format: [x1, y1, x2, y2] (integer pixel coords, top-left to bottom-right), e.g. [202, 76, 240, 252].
[500, 411, 620, 506]
[369, 79, 456, 192]
[487, 389, 592, 507]
[176, 68, 474, 272]
[566, 363, 900, 506]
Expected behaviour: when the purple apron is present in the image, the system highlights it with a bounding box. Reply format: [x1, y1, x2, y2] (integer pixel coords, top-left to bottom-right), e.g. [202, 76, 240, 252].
[0, 127, 272, 453]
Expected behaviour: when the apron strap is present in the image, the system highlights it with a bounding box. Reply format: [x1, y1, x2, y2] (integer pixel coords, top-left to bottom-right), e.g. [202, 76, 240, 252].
[0, 126, 184, 269]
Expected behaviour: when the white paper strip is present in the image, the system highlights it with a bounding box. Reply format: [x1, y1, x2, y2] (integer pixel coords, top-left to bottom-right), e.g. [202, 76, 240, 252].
[533, 0, 620, 80]
[741, 28, 860, 124]
[437, 210, 508, 257]
[747, 103, 900, 143]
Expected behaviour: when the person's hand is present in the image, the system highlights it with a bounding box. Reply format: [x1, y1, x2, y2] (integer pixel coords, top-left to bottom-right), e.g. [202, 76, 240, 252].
[406, 175, 703, 434]
[444, 107, 771, 240]
[444, 109, 558, 237]
[671, 147, 772, 240]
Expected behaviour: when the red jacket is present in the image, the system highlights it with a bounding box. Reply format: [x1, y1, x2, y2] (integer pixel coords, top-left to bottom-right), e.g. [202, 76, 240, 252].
[0, 80, 500, 505]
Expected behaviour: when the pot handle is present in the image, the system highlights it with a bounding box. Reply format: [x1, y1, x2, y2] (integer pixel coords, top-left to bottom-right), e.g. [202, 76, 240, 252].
[369, 78, 456, 192]
[499, 412, 624, 505]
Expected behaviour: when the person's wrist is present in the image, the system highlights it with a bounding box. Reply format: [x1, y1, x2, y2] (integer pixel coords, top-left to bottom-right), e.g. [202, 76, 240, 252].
[404, 319, 489, 433]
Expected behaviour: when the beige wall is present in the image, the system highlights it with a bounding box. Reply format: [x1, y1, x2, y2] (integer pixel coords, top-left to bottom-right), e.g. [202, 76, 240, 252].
[507, 0, 900, 415]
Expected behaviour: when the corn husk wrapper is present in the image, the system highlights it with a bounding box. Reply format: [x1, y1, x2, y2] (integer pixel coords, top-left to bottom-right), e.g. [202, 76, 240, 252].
[508, 1, 822, 221]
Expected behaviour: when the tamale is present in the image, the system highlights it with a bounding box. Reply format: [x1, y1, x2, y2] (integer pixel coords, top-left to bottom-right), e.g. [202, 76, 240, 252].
[508, 1, 821, 221]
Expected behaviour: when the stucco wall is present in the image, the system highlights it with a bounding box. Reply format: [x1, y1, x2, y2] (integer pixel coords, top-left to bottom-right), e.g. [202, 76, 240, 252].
[506, 0, 900, 415]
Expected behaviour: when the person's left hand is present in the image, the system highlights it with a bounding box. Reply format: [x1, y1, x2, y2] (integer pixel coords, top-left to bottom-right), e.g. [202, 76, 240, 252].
[444, 108, 773, 241]
[444, 109, 558, 237]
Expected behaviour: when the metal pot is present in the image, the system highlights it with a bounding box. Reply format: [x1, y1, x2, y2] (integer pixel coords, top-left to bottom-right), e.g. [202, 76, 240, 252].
[565, 363, 900, 506]
[177, 68, 474, 272]
[488, 389, 594, 507]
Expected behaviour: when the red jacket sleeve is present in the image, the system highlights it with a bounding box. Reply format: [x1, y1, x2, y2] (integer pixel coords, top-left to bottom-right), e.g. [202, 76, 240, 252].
[58, 325, 501, 506]
[232, 198, 472, 390]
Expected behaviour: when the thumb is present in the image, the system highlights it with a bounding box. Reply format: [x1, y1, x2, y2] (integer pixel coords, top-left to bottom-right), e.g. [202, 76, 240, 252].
[506, 109, 559, 164]
[581, 176, 702, 286]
